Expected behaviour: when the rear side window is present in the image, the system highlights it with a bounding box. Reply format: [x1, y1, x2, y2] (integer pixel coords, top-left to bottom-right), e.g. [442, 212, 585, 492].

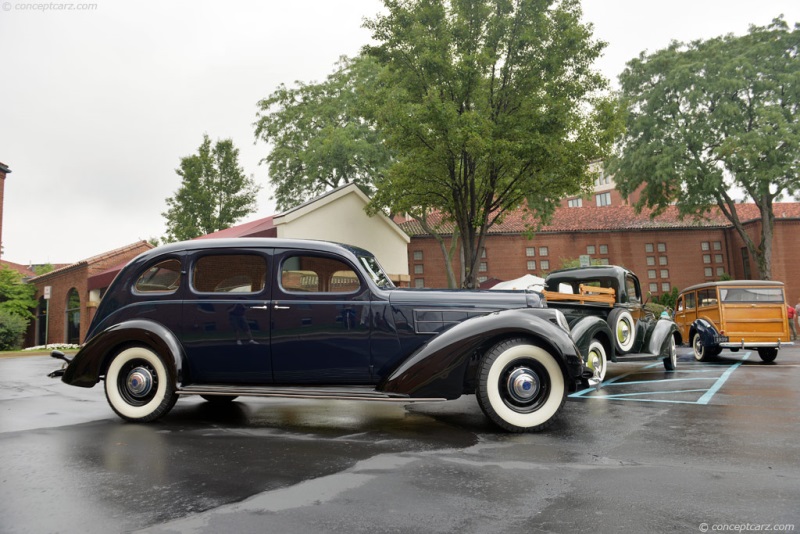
[192, 254, 267, 293]
[685, 292, 696, 310]
[698, 288, 718, 308]
[720, 287, 784, 303]
[281, 255, 360, 293]
[134, 259, 182, 293]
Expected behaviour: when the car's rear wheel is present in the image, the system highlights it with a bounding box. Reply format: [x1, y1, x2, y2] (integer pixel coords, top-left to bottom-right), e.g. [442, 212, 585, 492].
[608, 309, 636, 354]
[104, 346, 177, 422]
[476, 338, 566, 433]
[692, 332, 715, 362]
[757, 348, 778, 362]
[200, 395, 238, 403]
[586, 338, 607, 383]
[663, 335, 677, 371]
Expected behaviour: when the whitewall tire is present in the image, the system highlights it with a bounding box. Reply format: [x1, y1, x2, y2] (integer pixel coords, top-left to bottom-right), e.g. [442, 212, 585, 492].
[586, 339, 607, 383]
[609, 309, 636, 354]
[104, 346, 177, 422]
[476, 338, 566, 433]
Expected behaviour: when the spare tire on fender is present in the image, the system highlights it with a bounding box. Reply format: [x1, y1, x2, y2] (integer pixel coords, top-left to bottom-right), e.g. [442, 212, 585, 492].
[608, 308, 636, 354]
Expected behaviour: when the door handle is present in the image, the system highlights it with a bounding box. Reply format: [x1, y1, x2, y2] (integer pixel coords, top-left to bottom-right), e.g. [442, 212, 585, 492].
[274, 304, 290, 310]
[249, 305, 269, 310]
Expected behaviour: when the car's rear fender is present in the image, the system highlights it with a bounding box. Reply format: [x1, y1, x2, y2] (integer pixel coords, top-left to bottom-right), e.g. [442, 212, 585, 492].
[378, 309, 582, 400]
[61, 319, 184, 388]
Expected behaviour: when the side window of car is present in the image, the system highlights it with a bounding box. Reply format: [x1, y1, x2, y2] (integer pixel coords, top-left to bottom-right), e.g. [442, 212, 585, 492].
[281, 255, 361, 293]
[685, 292, 696, 310]
[676, 296, 684, 312]
[192, 254, 267, 294]
[134, 259, 182, 293]
[625, 276, 640, 304]
[698, 288, 718, 308]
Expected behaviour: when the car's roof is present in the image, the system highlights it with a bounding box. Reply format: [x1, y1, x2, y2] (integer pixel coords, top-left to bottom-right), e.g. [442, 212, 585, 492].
[138, 238, 372, 261]
[681, 280, 785, 293]
[545, 265, 631, 280]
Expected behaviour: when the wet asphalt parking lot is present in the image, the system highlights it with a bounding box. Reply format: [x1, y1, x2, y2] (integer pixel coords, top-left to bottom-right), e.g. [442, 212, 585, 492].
[1, 347, 798, 534]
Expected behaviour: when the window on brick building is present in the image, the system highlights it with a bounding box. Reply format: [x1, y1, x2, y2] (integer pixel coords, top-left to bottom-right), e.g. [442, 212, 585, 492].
[713, 241, 722, 251]
[567, 198, 583, 208]
[596, 192, 611, 207]
[659, 256, 668, 266]
[586, 245, 595, 254]
[527, 260, 536, 271]
[525, 247, 535, 257]
[657, 243, 666, 252]
[714, 254, 723, 263]
[704, 267, 713, 277]
[479, 262, 487, 272]
[539, 247, 548, 256]
[645, 243, 654, 253]
[481, 248, 487, 258]
[648, 270, 656, 279]
[65, 288, 80, 344]
[598, 258, 609, 265]
[540, 260, 550, 271]
[660, 269, 669, 279]
[703, 254, 711, 264]
[716, 267, 725, 276]
[413, 250, 423, 261]
[701, 242, 710, 251]
[647, 256, 655, 266]
[649, 283, 658, 293]
[414, 264, 424, 274]
[414, 278, 424, 288]
[661, 282, 670, 292]
[599, 244, 608, 254]
[478, 276, 488, 283]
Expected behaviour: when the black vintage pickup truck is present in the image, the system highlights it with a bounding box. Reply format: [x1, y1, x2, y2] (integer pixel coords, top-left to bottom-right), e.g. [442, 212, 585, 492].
[544, 265, 680, 382]
[50, 238, 600, 433]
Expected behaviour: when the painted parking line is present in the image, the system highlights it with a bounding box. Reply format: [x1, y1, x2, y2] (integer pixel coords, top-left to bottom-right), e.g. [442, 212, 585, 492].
[569, 352, 751, 405]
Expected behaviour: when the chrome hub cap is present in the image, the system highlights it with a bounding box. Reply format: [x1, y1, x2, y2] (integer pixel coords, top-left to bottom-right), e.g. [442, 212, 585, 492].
[126, 366, 154, 398]
[506, 367, 540, 403]
[618, 322, 630, 343]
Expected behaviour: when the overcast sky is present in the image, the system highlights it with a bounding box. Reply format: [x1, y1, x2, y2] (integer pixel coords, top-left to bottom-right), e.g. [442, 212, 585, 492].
[1, 0, 798, 265]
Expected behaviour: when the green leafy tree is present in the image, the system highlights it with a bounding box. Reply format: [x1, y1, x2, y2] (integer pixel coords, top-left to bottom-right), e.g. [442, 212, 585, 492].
[163, 134, 261, 242]
[364, 0, 622, 288]
[0, 265, 36, 319]
[255, 55, 392, 211]
[0, 310, 27, 351]
[609, 18, 800, 280]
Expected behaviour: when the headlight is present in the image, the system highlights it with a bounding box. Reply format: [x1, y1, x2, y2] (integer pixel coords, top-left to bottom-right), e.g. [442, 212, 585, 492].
[554, 310, 570, 333]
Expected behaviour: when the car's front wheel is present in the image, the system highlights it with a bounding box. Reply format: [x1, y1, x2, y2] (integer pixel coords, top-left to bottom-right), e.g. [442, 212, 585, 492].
[104, 346, 177, 422]
[757, 348, 778, 363]
[586, 338, 607, 383]
[476, 338, 566, 433]
[663, 335, 677, 371]
[692, 332, 716, 362]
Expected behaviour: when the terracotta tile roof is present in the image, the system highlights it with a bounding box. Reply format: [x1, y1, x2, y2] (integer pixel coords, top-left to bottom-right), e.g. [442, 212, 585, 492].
[399, 202, 800, 236]
[195, 216, 276, 240]
[0, 260, 36, 278]
[29, 241, 153, 282]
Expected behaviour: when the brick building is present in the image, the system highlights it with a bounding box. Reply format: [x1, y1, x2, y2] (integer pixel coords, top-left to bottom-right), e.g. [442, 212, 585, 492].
[25, 241, 153, 346]
[399, 202, 800, 306]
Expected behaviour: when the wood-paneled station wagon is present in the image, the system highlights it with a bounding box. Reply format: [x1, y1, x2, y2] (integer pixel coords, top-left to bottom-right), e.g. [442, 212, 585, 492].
[673, 280, 793, 363]
[543, 266, 680, 382]
[49, 239, 599, 433]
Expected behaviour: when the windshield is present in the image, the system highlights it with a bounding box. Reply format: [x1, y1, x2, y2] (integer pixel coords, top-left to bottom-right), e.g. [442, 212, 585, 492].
[358, 255, 395, 289]
[720, 287, 784, 303]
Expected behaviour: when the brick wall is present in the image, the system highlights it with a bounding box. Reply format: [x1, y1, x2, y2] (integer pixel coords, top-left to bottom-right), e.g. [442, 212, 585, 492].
[408, 219, 799, 304]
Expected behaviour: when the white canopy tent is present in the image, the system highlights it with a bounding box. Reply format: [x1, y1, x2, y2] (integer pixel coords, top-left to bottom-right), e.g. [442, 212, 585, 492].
[489, 274, 546, 291]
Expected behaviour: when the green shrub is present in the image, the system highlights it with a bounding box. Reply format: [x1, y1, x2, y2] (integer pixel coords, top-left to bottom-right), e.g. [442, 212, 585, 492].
[0, 310, 28, 351]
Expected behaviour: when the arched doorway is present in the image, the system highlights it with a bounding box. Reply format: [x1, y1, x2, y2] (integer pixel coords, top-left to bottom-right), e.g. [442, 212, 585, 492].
[65, 288, 81, 344]
[36, 296, 48, 346]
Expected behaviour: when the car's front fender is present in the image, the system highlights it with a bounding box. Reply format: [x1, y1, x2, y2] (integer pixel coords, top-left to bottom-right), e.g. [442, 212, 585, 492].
[569, 316, 615, 362]
[378, 308, 582, 400]
[62, 319, 184, 388]
[647, 319, 680, 358]
[690, 319, 719, 348]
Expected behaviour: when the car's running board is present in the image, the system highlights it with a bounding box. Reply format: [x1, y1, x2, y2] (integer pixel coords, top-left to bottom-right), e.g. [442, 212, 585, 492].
[177, 384, 447, 403]
[614, 353, 666, 362]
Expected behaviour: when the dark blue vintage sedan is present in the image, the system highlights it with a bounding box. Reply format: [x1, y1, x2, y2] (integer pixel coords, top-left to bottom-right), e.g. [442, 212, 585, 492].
[49, 239, 592, 432]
